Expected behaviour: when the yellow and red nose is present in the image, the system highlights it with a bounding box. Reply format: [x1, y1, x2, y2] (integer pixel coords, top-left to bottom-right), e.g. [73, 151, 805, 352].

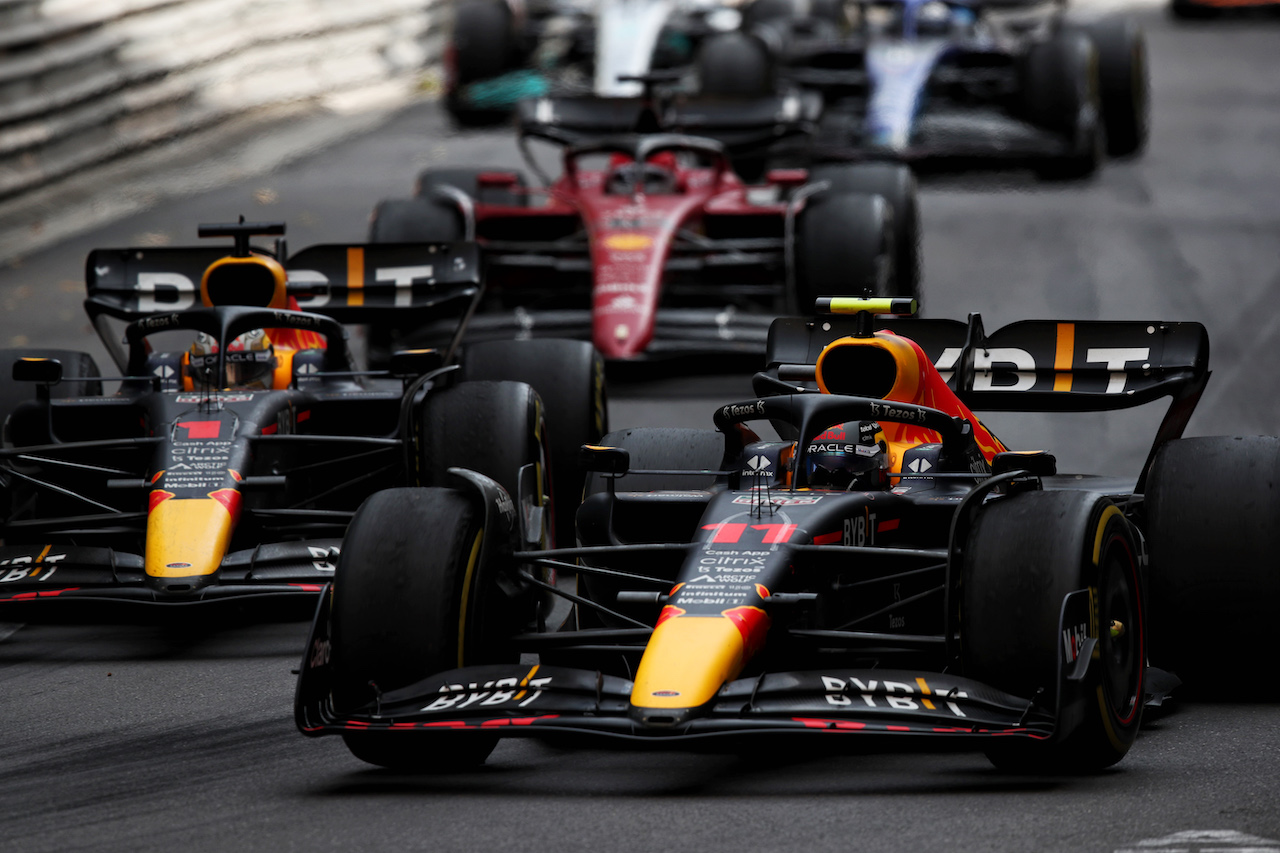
[629, 607, 770, 722]
[145, 490, 240, 588]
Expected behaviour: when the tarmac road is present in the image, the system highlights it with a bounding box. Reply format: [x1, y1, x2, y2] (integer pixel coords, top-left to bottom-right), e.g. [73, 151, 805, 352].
[0, 8, 1278, 853]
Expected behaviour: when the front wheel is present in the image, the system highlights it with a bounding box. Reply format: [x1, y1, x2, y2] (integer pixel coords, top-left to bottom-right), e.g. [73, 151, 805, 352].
[1021, 31, 1103, 180]
[1084, 17, 1149, 157]
[330, 488, 508, 769]
[962, 490, 1145, 772]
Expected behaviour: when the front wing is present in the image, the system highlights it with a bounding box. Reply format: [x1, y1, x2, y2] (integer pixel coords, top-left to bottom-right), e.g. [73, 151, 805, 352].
[0, 540, 339, 611]
[297, 660, 1056, 746]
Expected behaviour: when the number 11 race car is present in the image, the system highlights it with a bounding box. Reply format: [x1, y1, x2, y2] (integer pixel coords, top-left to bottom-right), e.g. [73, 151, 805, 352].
[0, 221, 605, 614]
[296, 298, 1280, 771]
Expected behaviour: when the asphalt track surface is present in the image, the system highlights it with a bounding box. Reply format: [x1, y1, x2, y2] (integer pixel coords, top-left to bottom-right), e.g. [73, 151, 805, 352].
[1, 9, 1279, 853]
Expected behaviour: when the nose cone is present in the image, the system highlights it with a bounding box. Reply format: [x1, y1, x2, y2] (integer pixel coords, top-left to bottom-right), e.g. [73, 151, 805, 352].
[628, 615, 746, 727]
[145, 492, 239, 594]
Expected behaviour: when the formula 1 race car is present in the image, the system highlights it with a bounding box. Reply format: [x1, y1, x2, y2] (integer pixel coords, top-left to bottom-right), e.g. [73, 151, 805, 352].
[370, 93, 919, 361]
[0, 221, 605, 612]
[444, 0, 741, 124]
[699, 0, 1148, 178]
[297, 297, 1279, 771]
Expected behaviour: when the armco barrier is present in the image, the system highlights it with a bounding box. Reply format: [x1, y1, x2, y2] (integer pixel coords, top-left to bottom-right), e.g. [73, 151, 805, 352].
[0, 0, 448, 201]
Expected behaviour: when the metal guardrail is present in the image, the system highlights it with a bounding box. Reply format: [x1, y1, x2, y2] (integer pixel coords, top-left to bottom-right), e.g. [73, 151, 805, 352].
[0, 0, 449, 200]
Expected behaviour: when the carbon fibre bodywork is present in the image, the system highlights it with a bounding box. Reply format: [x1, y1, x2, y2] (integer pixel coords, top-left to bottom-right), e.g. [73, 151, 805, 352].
[0, 226, 542, 613]
[296, 306, 1203, 758]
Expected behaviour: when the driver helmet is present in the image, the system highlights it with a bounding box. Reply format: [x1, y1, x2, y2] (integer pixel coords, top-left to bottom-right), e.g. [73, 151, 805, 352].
[805, 420, 890, 490]
[915, 1, 955, 35]
[187, 329, 277, 390]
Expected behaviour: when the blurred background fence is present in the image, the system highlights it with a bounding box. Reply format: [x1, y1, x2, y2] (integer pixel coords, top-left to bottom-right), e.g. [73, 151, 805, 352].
[0, 0, 448, 201]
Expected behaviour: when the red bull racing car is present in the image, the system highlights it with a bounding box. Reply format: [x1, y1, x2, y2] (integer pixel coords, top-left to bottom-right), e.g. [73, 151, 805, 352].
[368, 89, 918, 362]
[0, 221, 605, 613]
[297, 297, 1279, 771]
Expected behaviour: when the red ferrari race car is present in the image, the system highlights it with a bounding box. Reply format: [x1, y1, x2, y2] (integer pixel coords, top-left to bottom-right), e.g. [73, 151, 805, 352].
[296, 298, 1279, 771]
[0, 221, 604, 613]
[368, 91, 920, 362]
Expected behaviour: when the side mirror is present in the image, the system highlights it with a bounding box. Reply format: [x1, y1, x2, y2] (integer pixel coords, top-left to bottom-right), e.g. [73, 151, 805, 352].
[389, 348, 445, 378]
[476, 171, 520, 190]
[580, 444, 630, 477]
[13, 357, 62, 385]
[766, 168, 809, 189]
[991, 450, 1057, 478]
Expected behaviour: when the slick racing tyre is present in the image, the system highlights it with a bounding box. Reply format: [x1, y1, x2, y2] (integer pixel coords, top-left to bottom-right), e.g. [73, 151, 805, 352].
[0, 348, 103, 447]
[1020, 30, 1103, 180]
[962, 490, 1145, 772]
[415, 167, 529, 208]
[795, 191, 894, 310]
[460, 339, 607, 548]
[583, 427, 727, 497]
[1082, 17, 1149, 157]
[446, 0, 524, 126]
[1145, 436, 1280, 692]
[417, 380, 551, 549]
[1169, 0, 1217, 20]
[695, 32, 775, 98]
[368, 197, 463, 243]
[330, 488, 509, 769]
[806, 163, 921, 301]
[366, 198, 463, 363]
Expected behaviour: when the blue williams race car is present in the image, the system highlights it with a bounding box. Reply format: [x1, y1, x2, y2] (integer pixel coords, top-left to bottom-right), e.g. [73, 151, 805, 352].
[695, 0, 1148, 178]
[297, 298, 1279, 772]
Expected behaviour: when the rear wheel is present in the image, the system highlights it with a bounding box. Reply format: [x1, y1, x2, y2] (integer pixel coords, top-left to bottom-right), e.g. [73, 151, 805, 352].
[1145, 436, 1280, 691]
[963, 490, 1145, 772]
[365, 198, 464, 364]
[368, 197, 463, 244]
[1021, 31, 1103, 180]
[1084, 18, 1149, 157]
[331, 489, 509, 769]
[417, 380, 550, 550]
[579, 427, 727, 626]
[0, 349, 103, 447]
[807, 163, 920, 300]
[460, 340, 607, 547]
[584, 427, 727, 497]
[695, 32, 775, 98]
[795, 191, 893, 310]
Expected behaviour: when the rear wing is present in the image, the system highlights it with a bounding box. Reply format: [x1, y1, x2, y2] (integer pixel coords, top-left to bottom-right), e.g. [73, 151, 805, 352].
[85, 240, 481, 370]
[766, 313, 1209, 412]
[764, 312, 1211, 492]
[85, 241, 480, 325]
